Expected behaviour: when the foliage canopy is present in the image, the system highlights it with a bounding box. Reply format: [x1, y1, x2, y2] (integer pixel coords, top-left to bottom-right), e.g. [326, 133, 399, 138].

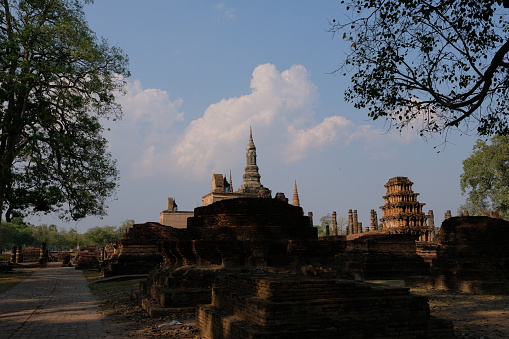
[460, 135, 509, 217]
[331, 0, 509, 137]
[0, 0, 129, 221]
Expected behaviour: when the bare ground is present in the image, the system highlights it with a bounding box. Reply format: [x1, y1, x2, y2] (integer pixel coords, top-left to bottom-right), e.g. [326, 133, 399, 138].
[95, 282, 509, 338]
[417, 289, 509, 338]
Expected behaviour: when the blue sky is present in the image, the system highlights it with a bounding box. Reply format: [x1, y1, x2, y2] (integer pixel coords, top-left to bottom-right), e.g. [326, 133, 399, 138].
[29, 1, 479, 232]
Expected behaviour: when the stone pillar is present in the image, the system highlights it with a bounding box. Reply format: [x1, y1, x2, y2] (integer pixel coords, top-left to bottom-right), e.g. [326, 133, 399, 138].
[331, 211, 338, 236]
[10, 246, 17, 264]
[358, 222, 363, 233]
[463, 210, 469, 216]
[444, 210, 452, 219]
[370, 209, 378, 231]
[16, 248, 23, 263]
[353, 210, 359, 234]
[427, 210, 435, 228]
[347, 209, 353, 235]
[38, 242, 47, 264]
[427, 210, 435, 241]
[325, 224, 330, 236]
[308, 212, 313, 227]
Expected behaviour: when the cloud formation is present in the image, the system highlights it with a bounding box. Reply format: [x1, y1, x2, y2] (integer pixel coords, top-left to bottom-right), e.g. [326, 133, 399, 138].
[110, 79, 184, 178]
[215, 2, 236, 20]
[171, 63, 319, 176]
[116, 63, 413, 180]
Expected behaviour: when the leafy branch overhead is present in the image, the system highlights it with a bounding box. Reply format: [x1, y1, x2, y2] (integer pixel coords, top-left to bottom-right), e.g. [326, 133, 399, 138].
[331, 0, 509, 136]
[0, 0, 129, 222]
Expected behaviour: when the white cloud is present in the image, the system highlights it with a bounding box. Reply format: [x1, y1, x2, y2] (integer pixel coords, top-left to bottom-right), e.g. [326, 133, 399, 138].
[113, 64, 420, 181]
[171, 63, 318, 177]
[215, 2, 236, 20]
[117, 79, 184, 130]
[285, 116, 352, 162]
[109, 79, 184, 178]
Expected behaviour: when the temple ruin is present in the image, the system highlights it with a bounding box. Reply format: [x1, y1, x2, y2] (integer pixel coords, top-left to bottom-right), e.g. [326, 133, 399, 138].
[380, 177, 430, 235]
[116, 130, 454, 338]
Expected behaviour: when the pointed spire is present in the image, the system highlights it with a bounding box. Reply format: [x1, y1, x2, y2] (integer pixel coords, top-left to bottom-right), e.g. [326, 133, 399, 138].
[292, 180, 300, 206]
[237, 127, 270, 196]
[247, 126, 255, 151]
[229, 170, 233, 192]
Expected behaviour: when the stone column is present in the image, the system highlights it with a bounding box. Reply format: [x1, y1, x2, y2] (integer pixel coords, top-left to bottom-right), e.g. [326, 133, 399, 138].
[347, 209, 353, 235]
[16, 248, 23, 263]
[353, 210, 359, 234]
[308, 212, 313, 227]
[38, 242, 47, 264]
[325, 224, 330, 236]
[358, 222, 363, 233]
[370, 209, 378, 231]
[427, 210, 435, 241]
[444, 210, 452, 219]
[332, 211, 338, 236]
[10, 246, 17, 264]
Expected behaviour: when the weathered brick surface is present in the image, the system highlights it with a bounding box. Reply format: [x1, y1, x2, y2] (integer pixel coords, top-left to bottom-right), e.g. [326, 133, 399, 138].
[416, 242, 439, 264]
[73, 247, 100, 270]
[197, 272, 454, 339]
[187, 198, 316, 241]
[408, 216, 509, 293]
[102, 222, 189, 276]
[20, 247, 40, 262]
[338, 233, 430, 279]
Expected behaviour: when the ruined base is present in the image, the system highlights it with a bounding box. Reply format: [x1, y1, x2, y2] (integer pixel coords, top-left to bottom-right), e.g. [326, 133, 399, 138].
[197, 272, 455, 339]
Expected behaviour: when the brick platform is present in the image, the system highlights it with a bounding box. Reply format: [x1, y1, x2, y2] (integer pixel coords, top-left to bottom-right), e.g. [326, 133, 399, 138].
[197, 272, 454, 339]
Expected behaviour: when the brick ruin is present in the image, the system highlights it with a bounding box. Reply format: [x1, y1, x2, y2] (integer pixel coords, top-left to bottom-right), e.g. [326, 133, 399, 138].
[101, 222, 188, 277]
[123, 131, 456, 338]
[380, 176, 433, 237]
[131, 195, 453, 338]
[73, 246, 100, 270]
[9, 245, 49, 264]
[198, 273, 454, 339]
[407, 216, 509, 294]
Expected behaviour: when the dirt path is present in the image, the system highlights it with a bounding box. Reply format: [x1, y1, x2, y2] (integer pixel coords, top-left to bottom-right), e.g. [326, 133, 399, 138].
[421, 290, 509, 338]
[0, 262, 111, 339]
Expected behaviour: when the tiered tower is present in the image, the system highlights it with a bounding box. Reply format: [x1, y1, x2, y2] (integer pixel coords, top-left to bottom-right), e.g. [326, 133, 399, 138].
[380, 177, 428, 235]
[236, 128, 270, 197]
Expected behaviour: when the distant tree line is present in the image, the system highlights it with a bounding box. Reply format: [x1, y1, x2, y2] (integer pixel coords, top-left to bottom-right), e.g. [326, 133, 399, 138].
[315, 214, 348, 236]
[0, 218, 134, 253]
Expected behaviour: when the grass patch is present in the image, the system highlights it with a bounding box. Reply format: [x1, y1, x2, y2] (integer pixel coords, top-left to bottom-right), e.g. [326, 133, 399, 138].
[84, 270, 145, 320]
[0, 267, 41, 294]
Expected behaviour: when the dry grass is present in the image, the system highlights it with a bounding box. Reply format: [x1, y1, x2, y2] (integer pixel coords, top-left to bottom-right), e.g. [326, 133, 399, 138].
[84, 270, 199, 338]
[368, 280, 509, 338]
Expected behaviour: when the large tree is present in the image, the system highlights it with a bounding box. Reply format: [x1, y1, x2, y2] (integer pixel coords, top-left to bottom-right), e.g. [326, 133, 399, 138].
[0, 0, 128, 222]
[460, 135, 509, 217]
[330, 0, 509, 136]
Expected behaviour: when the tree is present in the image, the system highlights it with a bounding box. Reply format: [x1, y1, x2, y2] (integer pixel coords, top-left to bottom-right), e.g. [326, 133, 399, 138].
[460, 135, 509, 217]
[117, 218, 134, 237]
[0, 0, 129, 222]
[330, 0, 509, 136]
[82, 225, 119, 247]
[315, 214, 348, 236]
[315, 213, 332, 236]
